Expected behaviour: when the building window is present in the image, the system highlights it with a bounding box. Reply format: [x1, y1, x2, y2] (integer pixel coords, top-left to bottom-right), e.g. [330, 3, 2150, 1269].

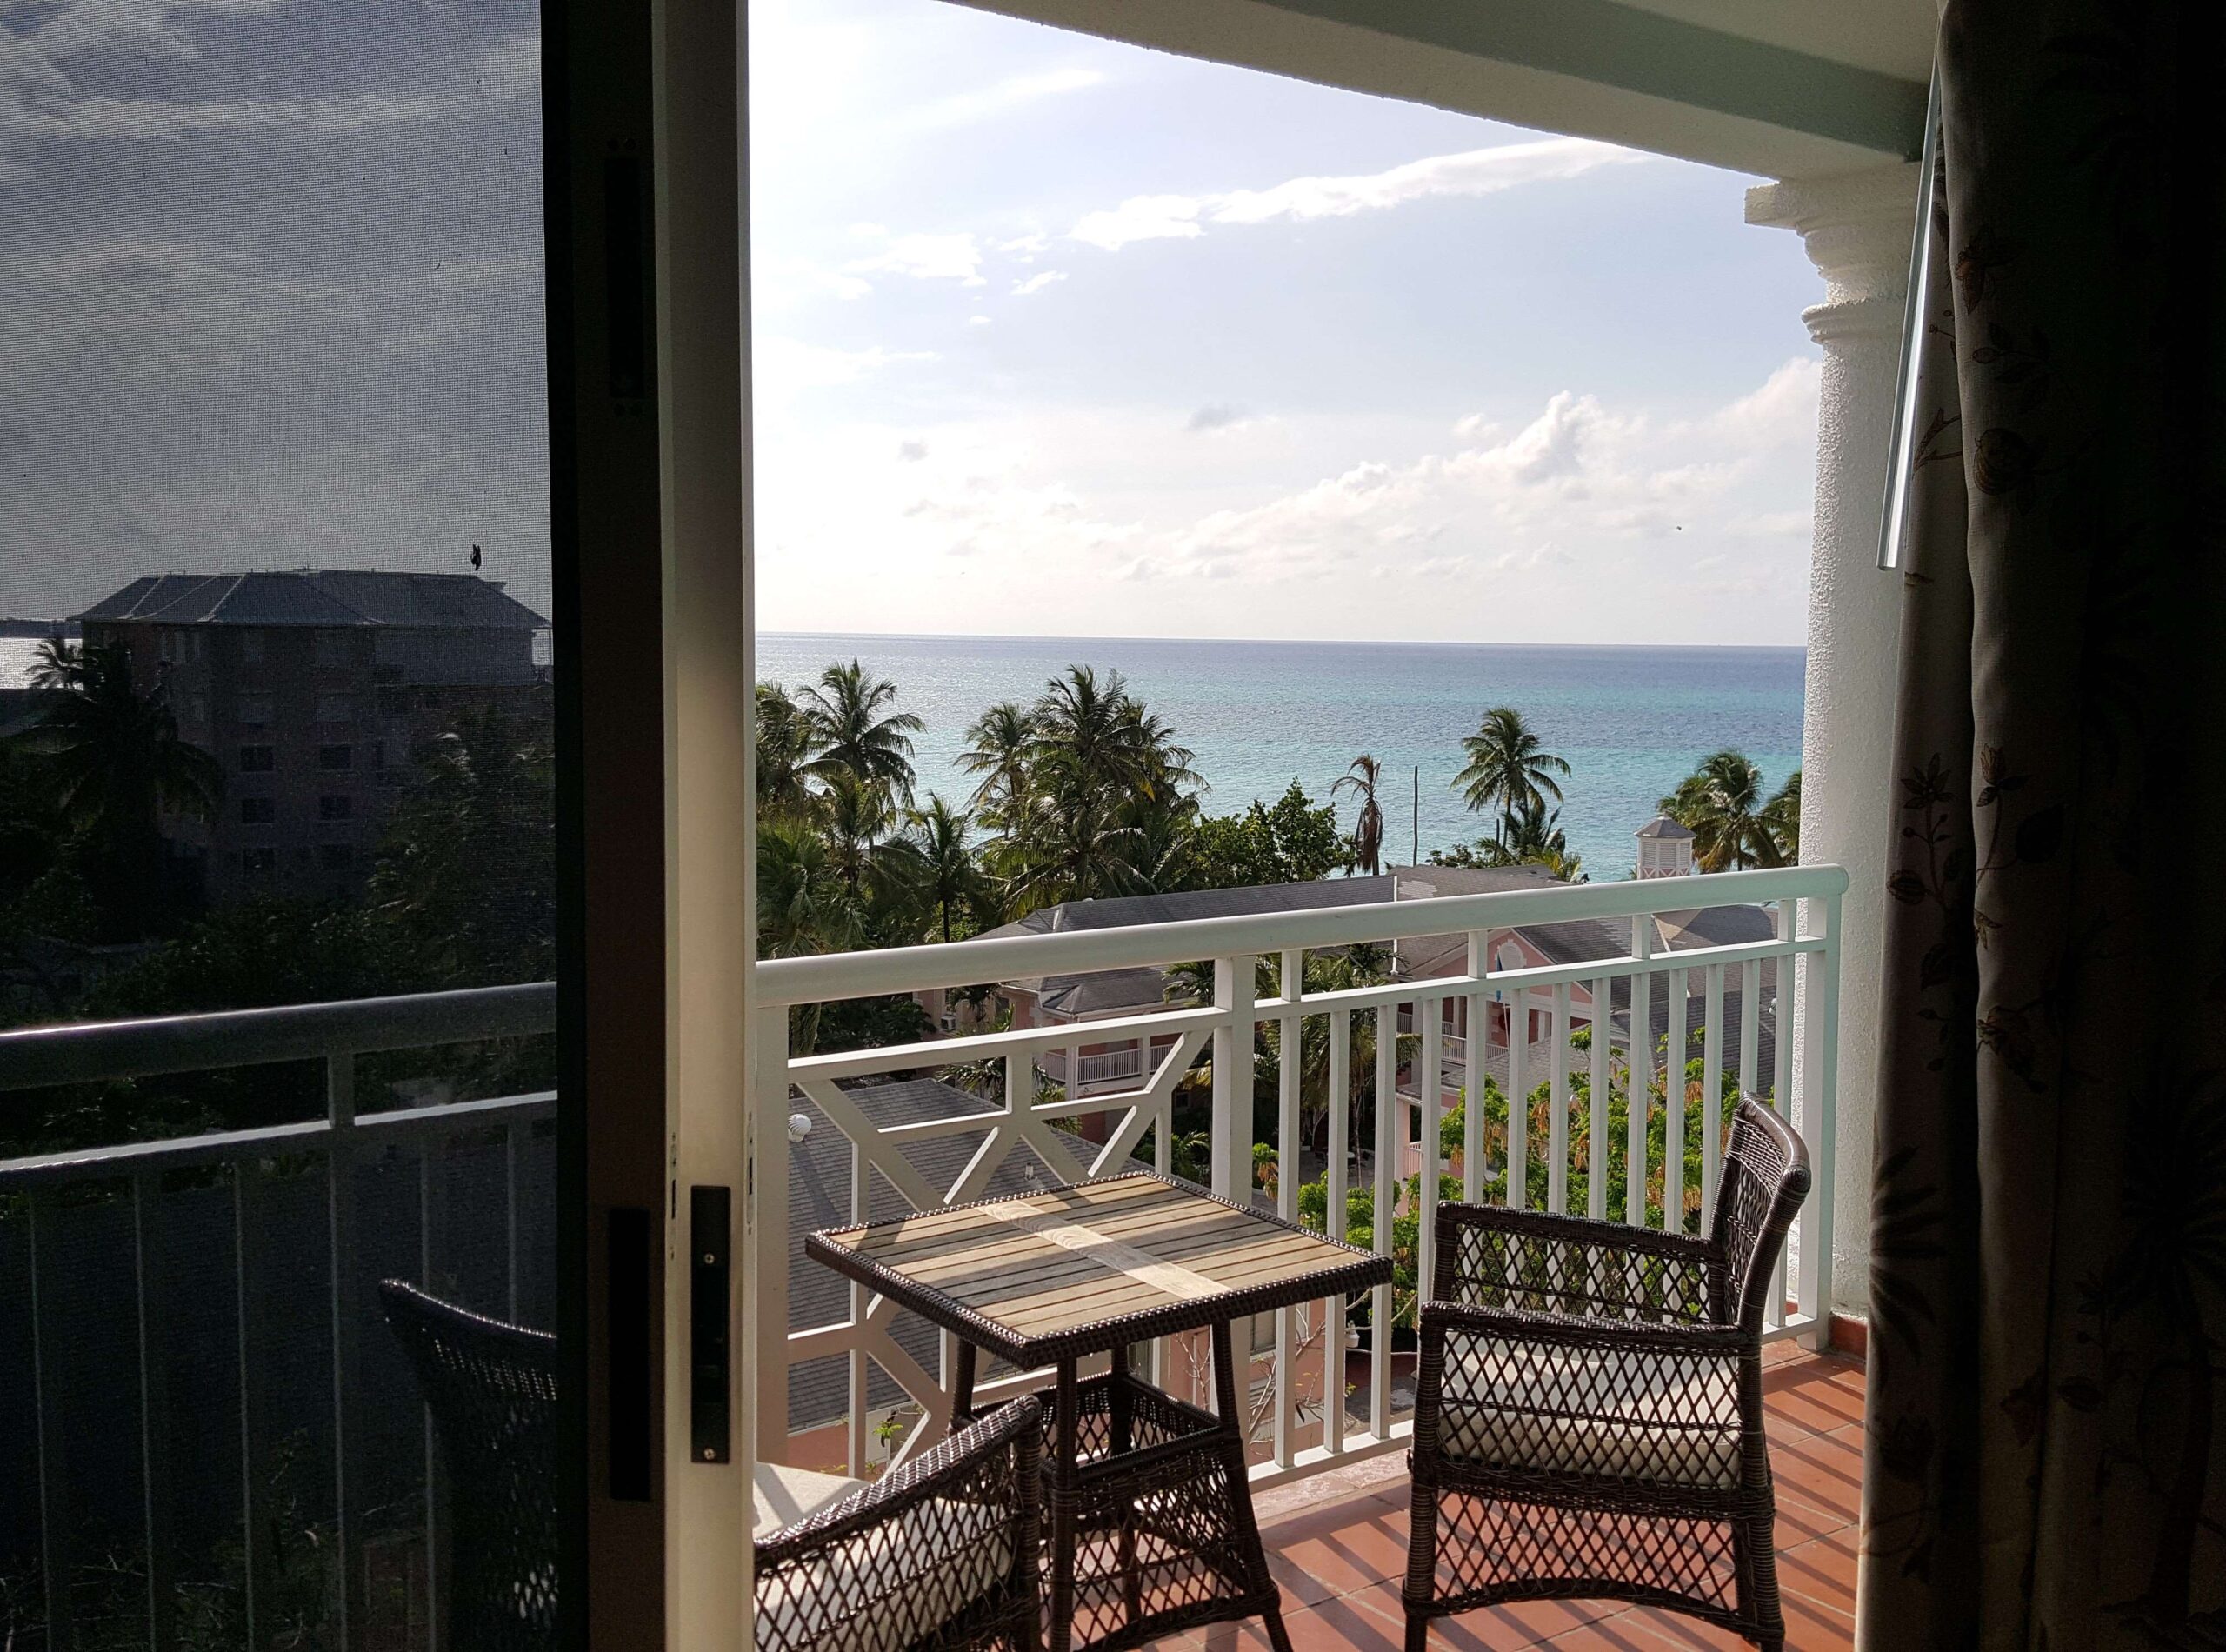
[319, 795, 352, 822]
[314, 693, 356, 723]
[186, 694, 209, 724]
[191, 630, 207, 662]
[317, 843, 354, 871]
[236, 696, 273, 729]
[317, 744, 352, 770]
[241, 848, 277, 875]
[238, 744, 276, 773]
[240, 797, 276, 825]
[239, 631, 264, 664]
[313, 630, 350, 667]
[377, 685, 416, 715]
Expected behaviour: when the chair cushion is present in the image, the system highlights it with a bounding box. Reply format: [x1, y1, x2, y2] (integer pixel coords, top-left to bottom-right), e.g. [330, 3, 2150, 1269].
[1436, 1340, 1743, 1489]
[752, 1462, 864, 1541]
[755, 1493, 1015, 1652]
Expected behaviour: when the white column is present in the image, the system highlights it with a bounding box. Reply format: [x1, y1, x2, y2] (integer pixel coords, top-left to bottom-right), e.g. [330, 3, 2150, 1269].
[1746, 163, 1920, 1322]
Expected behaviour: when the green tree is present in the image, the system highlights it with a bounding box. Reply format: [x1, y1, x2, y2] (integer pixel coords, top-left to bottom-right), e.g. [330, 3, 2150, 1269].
[1429, 796, 1585, 882]
[1762, 769, 1801, 862]
[367, 700, 556, 986]
[1331, 754, 1386, 876]
[957, 701, 1035, 822]
[1177, 782, 1343, 891]
[13, 640, 222, 940]
[1452, 708, 1570, 847]
[890, 794, 982, 944]
[1660, 749, 1787, 871]
[798, 659, 923, 803]
[26, 636, 83, 690]
[755, 682, 814, 819]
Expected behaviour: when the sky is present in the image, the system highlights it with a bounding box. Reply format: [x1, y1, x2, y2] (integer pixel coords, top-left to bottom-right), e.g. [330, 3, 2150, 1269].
[0, 0, 1828, 644]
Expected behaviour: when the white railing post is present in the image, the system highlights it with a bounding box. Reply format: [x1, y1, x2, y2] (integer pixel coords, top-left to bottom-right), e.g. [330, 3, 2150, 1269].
[1210, 956, 1254, 1205]
[749, 1002, 792, 1463]
[1325, 1008, 1350, 1456]
[1370, 1003, 1396, 1439]
[1627, 917, 1653, 1228]
[1799, 890, 1842, 1349]
[1272, 949, 1301, 1469]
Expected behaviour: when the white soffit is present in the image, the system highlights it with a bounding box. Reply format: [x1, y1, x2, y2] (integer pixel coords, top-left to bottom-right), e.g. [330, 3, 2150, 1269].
[954, 0, 1934, 179]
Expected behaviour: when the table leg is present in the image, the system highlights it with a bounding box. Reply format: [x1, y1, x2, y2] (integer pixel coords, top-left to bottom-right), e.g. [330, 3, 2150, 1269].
[1109, 1344, 1142, 1629]
[950, 1339, 978, 1430]
[1211, 1320, 1294, 1652]
[1049, 1358, 1080, 1652]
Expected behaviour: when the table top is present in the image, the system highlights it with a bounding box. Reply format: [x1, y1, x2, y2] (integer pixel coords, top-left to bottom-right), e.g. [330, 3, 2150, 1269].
[804, 1171, 1394, 1367]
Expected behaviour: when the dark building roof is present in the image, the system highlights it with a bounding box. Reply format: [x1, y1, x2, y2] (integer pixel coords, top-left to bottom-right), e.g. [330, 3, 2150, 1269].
[785, 1076, 1150, 1436]
[73, 570, 547, 630]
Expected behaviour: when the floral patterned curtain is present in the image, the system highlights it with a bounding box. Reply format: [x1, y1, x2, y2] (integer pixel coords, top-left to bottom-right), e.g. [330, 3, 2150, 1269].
[1859, 0, 2226, 1646]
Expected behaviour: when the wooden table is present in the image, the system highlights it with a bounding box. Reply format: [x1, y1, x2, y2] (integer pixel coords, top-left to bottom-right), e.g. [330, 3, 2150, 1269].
[807, 1172, 1393, 1652]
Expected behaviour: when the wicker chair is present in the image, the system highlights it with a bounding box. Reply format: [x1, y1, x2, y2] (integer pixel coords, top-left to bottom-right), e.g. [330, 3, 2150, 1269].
[754, 1398, 1043, 1652]
[379, 1280, 559, 1652]
[1401, 1097, 1812, 1651]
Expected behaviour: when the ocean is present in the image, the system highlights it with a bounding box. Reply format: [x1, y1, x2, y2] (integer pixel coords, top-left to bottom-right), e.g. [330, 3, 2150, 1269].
[2, 633, 1804, 880]
[757, 635, 1803, 883]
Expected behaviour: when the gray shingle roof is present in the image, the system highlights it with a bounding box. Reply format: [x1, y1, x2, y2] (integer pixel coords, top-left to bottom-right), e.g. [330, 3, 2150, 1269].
[1636, 814, 1695, 840]
[73, 570, 546, 629]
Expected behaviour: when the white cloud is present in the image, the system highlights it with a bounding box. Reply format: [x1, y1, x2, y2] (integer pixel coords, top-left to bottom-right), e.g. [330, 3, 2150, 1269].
[1185, 403, 1250, 434]
[1070, 137, 1647, 251]
[1069, 195, 1203, 252]
[1010, 270, 1068, 296]
[753, 337, 938, 403]
[844, 231, 986, 285]
[894, 66, 1103, 136]
[966, 315, 991, 327]
[0, 7, 537, 179]
[1695, 356, 1822, 447]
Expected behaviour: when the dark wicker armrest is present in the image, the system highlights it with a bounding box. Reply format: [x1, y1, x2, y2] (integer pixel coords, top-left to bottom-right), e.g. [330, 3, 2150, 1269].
[1417, 1297, 1745, 1356]
[755, 1398, 1043, 1652]
[1434, 1202, 1721, 1326]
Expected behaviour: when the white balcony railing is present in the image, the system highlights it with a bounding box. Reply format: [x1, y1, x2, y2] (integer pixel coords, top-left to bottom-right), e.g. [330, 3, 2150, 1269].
[754, 864, 1845, 1485]
[0, 984, 556, 1652]
[0, 863, 1846, 1649]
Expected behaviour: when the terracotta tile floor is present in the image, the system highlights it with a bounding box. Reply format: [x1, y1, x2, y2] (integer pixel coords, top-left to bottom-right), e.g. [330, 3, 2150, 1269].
[1143, 1344, 1863, 1652]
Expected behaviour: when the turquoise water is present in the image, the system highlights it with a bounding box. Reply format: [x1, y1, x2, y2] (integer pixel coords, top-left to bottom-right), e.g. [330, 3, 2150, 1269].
[757, 635, 1804, 883]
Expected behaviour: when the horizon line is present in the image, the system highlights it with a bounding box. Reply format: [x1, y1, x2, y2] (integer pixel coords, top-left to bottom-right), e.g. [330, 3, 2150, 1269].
[755, 629, 1806, 653]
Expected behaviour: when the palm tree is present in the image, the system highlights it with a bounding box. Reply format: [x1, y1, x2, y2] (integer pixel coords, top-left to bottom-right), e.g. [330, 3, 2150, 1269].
[816, 768, 898, 904]
[1762, 769, 1801, 863]
[1332, 755, 1386, 875]
[26, 636, 83, 690]
[1003, 774, 1148, 907]
[754, 683, 813, 818]
[1027, 665, 1139, 794]
[15, 642, 222, 937]
[892, 795, 980, 943]
[798, 660, 923, 803]
[756, 813, 868, 1052]
[1496, 797, 1587, 881]
[1115, 701, 1202, 810]
[1453, 709, 1570, 842]
[1659, 750, 1784, 871]
[957, 702, 1035, 819]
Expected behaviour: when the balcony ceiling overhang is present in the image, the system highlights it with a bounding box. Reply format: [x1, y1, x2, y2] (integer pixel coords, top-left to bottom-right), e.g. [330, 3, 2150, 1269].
[953, 0, 1935, 178]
